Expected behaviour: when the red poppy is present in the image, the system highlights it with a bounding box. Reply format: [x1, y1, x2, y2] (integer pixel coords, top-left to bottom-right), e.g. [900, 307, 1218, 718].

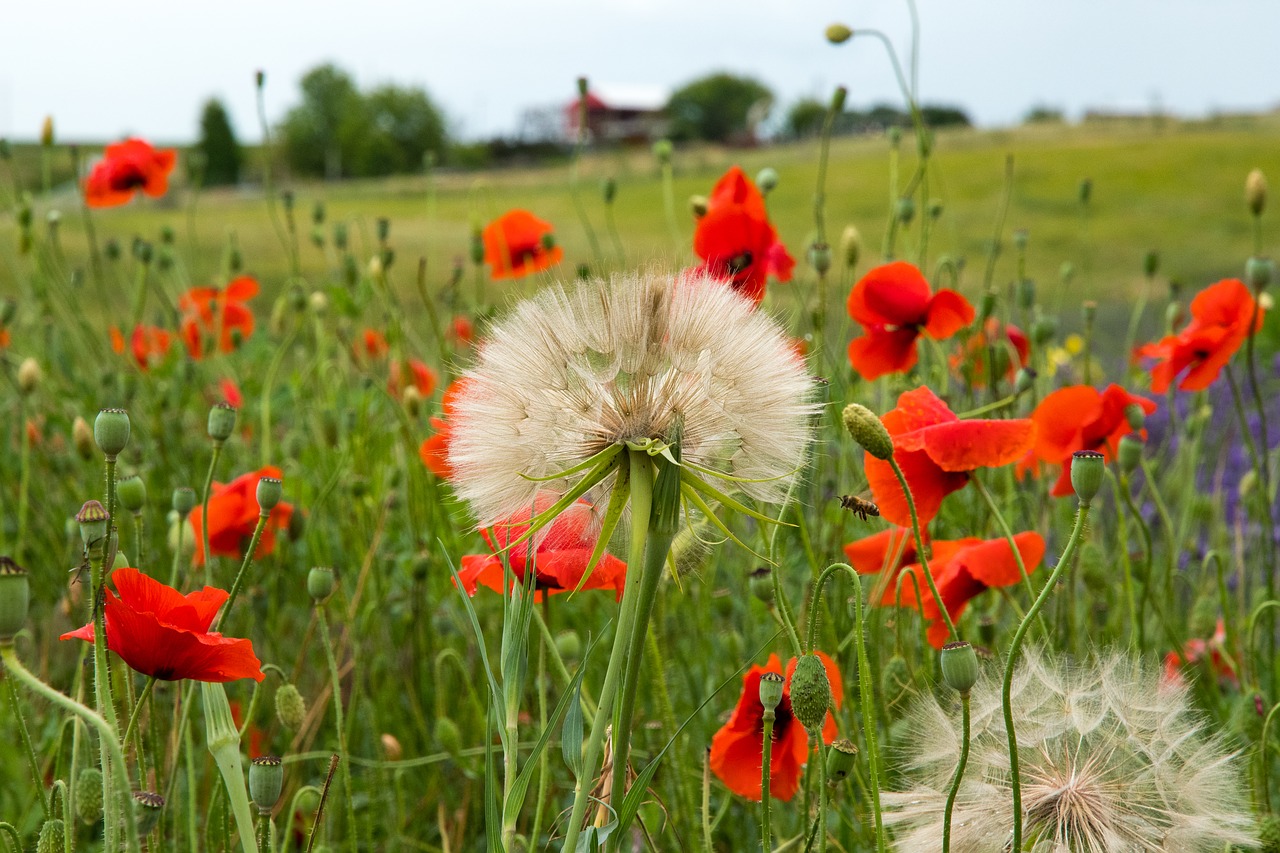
[847, 262, 975, 380]
[482, 210, 564, 279]
[61, 567, 263, 683]
[449, 316, 475, 349]
[863, 387, 1036, 527]
[388, 359, 437, 399]
[951, 318, 1029, 388]
[1135, 278, 1264, 393]
[419, 379, 467, 479]
[188, 466, 294, 566]
[355, 329, 390, 362]
[1163, 620, 1237, 688]
[83, 138, 177, 208]
[229, 700, 268, 758]
[848, 528, 1045, 648]
[0, 328, 9, 349]
[456, 494, 627, 600]
[219, 378, 243, 409]
[709, 652, 841, 802]
[179, 276, 259, 359]
[691, 166, 794, 305]
[111, 324, 173, 371]
[1026, 384, 1156, 496]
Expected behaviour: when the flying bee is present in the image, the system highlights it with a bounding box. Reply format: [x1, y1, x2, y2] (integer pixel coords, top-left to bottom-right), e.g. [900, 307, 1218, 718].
[838, 494, 880, 522]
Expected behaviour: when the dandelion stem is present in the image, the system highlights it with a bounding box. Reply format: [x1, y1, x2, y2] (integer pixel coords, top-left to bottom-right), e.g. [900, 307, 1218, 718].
[941, 692, 971, 853]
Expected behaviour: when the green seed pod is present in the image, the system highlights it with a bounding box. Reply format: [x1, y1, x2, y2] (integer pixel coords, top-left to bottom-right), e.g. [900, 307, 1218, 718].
[758, 671, 785, 712]
[1117, 433, 1143, 475]
[748, 567, 775, 604]
[895, 197, 915, 225]
[256, 477, 283, 514]
[1124, 403, 1146, 431]
[275, 683, 307, 730]
[755, 167, 779, 194]
[308, 566, 336, 603]
[76, 500, 110, 548]
[94, 408, 131, 457]
[940, 641, 980, 694]
[825, 738, 857, 783]
[0, 557, 30, 641]
[1014, 367, 1037, 395]
[808, 242, 832, 275]
[789, 654, 832, 734]
[842, 403, 894, 461]
[434, 717, 462, 755]
[825, 22, 852, 44]
[249, 756, 284, 813]
[207, 402, 237, 444]
[76, 767, 104, 824]
[36, 818, 65, 853]
[132, 791, 164, 836]
[881, 654, 910, 697]
[172, 487, 197, 518]
[1070, 450, 1105, 505]
[117, 475, 146, 514]
[1246, 256, 1274, 291]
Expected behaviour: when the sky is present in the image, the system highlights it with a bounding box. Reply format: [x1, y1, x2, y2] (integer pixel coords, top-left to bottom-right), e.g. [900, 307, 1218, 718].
[1, 0, 1277, 144]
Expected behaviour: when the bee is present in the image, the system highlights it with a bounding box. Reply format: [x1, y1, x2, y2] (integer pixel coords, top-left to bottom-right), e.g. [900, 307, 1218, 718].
[838, 494, 880, 522]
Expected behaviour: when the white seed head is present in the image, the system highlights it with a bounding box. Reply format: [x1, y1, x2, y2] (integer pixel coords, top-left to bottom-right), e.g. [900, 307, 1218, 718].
[448, 271, 816, 526]
[883, 647, 1255, 853]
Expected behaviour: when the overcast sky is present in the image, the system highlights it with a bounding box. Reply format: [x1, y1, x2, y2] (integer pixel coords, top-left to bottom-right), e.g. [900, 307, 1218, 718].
[2, 0, 1277, 144]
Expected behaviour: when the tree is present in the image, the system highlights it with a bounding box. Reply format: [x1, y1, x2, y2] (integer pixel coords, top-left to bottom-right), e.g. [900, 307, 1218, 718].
[666, 73, 774, 143]
[280, 63, 363, 179]
[347, 85, 448, 177]
[196, 98, 242, 186]
[784, 98, 828, 138]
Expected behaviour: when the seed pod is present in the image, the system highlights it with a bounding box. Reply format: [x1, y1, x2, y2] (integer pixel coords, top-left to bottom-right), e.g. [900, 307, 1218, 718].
[256, 477, 283, 514]
[76, 768, 104, 824]
[825, 738, 857, 783]
[1070, 450, 1105, 505]
[789, 654, 832, 734]
[207, 402, 236, 444]
[132, 791, 164, 836]
[758, 671, 785, 712]
[94, 408, 131, 457]
[249, 756, 284, 813]
[308, 566, 336, 603]
[117, 475, 146, 514]
[940, 641, 979, 694]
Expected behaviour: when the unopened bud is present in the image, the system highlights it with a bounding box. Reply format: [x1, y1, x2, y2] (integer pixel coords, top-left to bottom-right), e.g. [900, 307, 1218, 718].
[1117, 433, 1143, 474]
[756, 167, 779, 193]
[76, 768, 103, 824]
[275, 683, 307, 730]
[652, 138, 673, 165]
[1017, 278, 1036, 310]
[17, 358, 40, 395]
[434, 717, 462, 755]
[830, 86, 847, 113]
[73, 416, 94, 460]
[1014, 367, 1037, 395]
[402, 385, 423, 417]
[748, 567, 775, 603]
[839, 225, 861, 269]
[1012, 229, 1029, 251]
[1124, 403, 1146, 431]
[1246, 168, 1267, 217]
[36, 819, 65, 853]
[601, 177, 617, 204]
[40, 116, 54, 147]
[842, 403, 894, 460]
[788, 654, 832, 734]
[689, 195, 708, 218]
[979, 290, 997, 322]
[825, 23, 853, 44]
[554, 630, 581, 662]
[1070, 450, 1105, 505]
[896, 197, 915, 225]
[1031, 316, 1057, 346]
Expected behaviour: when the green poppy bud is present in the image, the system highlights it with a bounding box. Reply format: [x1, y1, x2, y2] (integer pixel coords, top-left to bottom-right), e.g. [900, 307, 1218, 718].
[1246, 168, 1267, 217]
[601, 177, 617, 204]
[0, 557, 30, 641]
[1031, 315, 1057, 346]
[76, 500, 110, 548]
[689, 195, 708, 218]
[249, 756, 284, 813]
[896, 196, 915, 225]
[1011, 229, 1029, 252]
[117, 475, 146, 514]
[94, 408, 131, 458]
[1124, 403, 1146, 431]
[749, 567, 775, 604]
[808, 242, 832, 275]
[881, 654, 910, 697]
[940, 641, 979, 694]
[172, 487, 197, 518]
[979, 289, 998, 322]
[434, 717, 462, 755]
[1070, 450, 1106, 505]
[758, 671, 785, 712]
[207, 402, 237, 444]
[1017, 278, 1037, 311]
[652, 138, 673, 165]
[825, 738, 857, 783]
[308, 566, 336, 603]
[312, 201, 326, 225]
[825, 23, 853, 44]
[1014, 367, 1037, 395]
[36, 819, 65, 853]
[1117, 433, 1143, 475]
[275, 683, 307, 730]
[256, 477, 283, 514]
[842, 403, 894, 461]
[887, 126, 902, 147]
[1246, 256, 1273, 291]
[789, 654, 832, 735]
[840, 225, 861, 269]
[755, 167, 779, 193]
[76, 768, 104, 824]
[132, 791, 164, 836]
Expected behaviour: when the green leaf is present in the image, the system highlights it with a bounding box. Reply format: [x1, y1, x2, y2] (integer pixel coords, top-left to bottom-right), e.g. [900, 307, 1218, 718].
[561, 682, 585, 778]
[517, 443, 622, 482]
[485, 705, 503, 853]
[680, 482, 769, 561]
[498, 455, 620, 556]
[441, 542, 508, 753]
[682, 470, 792, 527]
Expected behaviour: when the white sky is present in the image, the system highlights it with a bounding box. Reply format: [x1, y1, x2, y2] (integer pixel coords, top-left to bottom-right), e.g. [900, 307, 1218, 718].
[1, 0, 1277, 143]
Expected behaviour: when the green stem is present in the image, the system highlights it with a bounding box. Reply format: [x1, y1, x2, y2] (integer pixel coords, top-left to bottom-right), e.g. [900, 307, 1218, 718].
[1002, 501, 1091, 852]
[847, 568, 887, 853]
[129, 258, 150, 329]
[169, 512, 188, 589]
[215, 513, 269, 632]
[2, 646, 49, 818]
[122, 675, 157, 762]
[701, 747, 714, 853]
[888, 457, 958, 641]
[15, 397, 30, 559]
[317, 607, 359, 852]
[132, 513, 145, 575]
[761, 713, 775, 851]
[260, 325, 301, 467]
[969, 473, 1038, 610]
[661, 161, 681, 250]
[940, 692, 971, 853]
[200, 444, 223, 585]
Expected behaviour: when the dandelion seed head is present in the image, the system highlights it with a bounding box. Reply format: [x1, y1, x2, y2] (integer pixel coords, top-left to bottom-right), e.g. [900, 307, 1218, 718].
[448, 271, 816, 526]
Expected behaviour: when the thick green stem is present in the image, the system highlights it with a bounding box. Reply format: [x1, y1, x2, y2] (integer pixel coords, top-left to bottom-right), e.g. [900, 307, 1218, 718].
[761, 713, 775, 851]
[940, 693, 971, 853]
[317, 608, 359, 852]
[200, 445, 223, 585]
[122, 675, 157, 765]
[2, 647, 49, 818]
[888, 457, 958, 641]
[848, 568, 887, 853]
[215, 513, 269, 632]
[201, 681, 258, 853]
[15, 397, 30, 558]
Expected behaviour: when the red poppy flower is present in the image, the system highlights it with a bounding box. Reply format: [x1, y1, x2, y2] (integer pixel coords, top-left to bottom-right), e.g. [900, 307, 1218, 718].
[1163, 620, 1237, 688]
[710, 652, 841, 802]
[83, 138, 177, 208]
[61, 567, 263, 683]
[355, 329, 389, 362]
[419, 379, 468, 479]
[847, 262, 975, 380]
[863, 387, 1036, 527]
[111, 324, 173, 371]
[179, 276, 259, 359]
[388, 359, 438, 399]
[848, 528, 1045, 648]
[691, 166, 794, 305]
[1135, 278, 1264, 393]
[230, 700, 268, 758]
[0, 328, 9, 349]
[1026, 384, 1156, 496]
[456, 494, 627, 600]
[188, 466, 294, 566]
[951, 318, 1029, 388]
[449, 316, 475, 349]
[219, 378, 243, 409]
[482, 210, 564, 280]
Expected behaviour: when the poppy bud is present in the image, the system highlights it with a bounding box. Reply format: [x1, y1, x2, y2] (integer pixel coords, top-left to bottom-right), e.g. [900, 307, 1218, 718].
[403, 385, 423, 417]
[576, 76, 589, 98]
[308, 566, 336, 603]
[1017, 278, 1036, 310]
[555, 629, 582, 662]
[132, 791, 164, 836]
[94, 408, 130, 458]
[652, 138, 673, 165]
[940, 641, 979, 694]
[756, 167, 779, 194]
[171, 487, 196, 519]
[274, 683, 307, 730]
[76, 768, 103, 824]
[842, 403, 894, 461]
[789, 654, 832, 734]
[1143, 250, 1159, 278]
[825, 738, 857, 783]
[255, 69, 265, 89]
[104, 238, 121, 261]
[840, 225, 861, 269]
[1124, 403, 1146, 431]
[1117, 433, 1143, 474]
[133, 240, 152, 265]
[41, 116, 54, 147]
[309, 291, 329, 316]
[381, 733, 403, 761]
[1070, 450, 1105, 505]
[76, 501, 110, 548]
[896, 197, 915, 225]
[688, 195, 708, 218]
[73, 416, 94, 460]
[1078, 178, 1092, 205]
[979, 289, 997, 322]
[116, 475, 146, 514]
[758, 671, 785, 712]
[17, 357, 40, 395]
[207, 402, 237, 444]
[808, 242, 832, 275]
[256, 477, 283, 514]
[749, 567, 774, 603]
[0, 296, 15, 326]
[434, 717, 462, 755]
[601, 177, 617, 204]
[249, 756, 284, 813]
[887, 127, 902, 148]
[881, 654, 910, 696]
[1014, 367, 1037, 395]
[1246, 168, 1267, 217]
[825, 22, 853, 44]
[36, 819, 65, 853]
[112, 549, 130, 570]
[0, 557, 30, 641]
[830, 85, 847, 113]
[1246, 257, 1273, 291]
[1031, 316, 1057, 346]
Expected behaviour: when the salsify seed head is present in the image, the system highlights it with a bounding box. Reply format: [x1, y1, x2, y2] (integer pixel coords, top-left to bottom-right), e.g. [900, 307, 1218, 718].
[447, 271, 816, 526]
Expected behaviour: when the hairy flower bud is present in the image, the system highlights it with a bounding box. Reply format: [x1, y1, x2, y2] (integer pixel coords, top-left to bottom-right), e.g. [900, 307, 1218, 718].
[274, 683, 307, 730]
[825, 23, 853, 44]
[789, 654, 832, 734]
[842, 403, 894, 461]
[76, 768, 104, 824]
[36, 819, 65, 853]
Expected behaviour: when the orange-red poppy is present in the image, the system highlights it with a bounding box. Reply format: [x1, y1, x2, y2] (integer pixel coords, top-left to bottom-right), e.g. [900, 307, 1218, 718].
[188, 466, 294, 566]
[863, 387, 1036, 527]
[1163, 620, 1237, 688]
[111, 324, 173, 371]
[388, 359, 437, 399]
[61, 567, 263, 683]
[456, 494, 627, 600]
[83, 138, 177, 208]
[951, 318, 1029, 388]
[449, 316, 475, 349]
[1025, 384, 1156, 496]
[355, 329, 390, 362]
[179, 276, 259, 359]
[691, 166, 794, 305]
[709, 652, 841, 802]
[847, 262, 974, 380]
[0, 328, 9, 349]
[219, 378, 243, 409]
[419, 379, 467, 479]
[482, 210, 564, 279]
[848, 527, 1045, 648]
[1135, 278, 1264, 393]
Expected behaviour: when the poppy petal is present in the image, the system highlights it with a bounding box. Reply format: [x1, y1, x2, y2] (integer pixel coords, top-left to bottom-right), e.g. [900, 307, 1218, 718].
[920, 418, 1037, 472]
[922, 289, 975, 340]
[847, 261, 931, 327]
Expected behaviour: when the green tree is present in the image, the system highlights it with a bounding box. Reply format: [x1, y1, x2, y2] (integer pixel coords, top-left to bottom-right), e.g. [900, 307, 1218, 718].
[666, 73, 774, 143]
[280, 63, 363, 179]
[346, 85, 448, 177]
[196, 98, 242, 186]
[784, 98, 828, 138]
